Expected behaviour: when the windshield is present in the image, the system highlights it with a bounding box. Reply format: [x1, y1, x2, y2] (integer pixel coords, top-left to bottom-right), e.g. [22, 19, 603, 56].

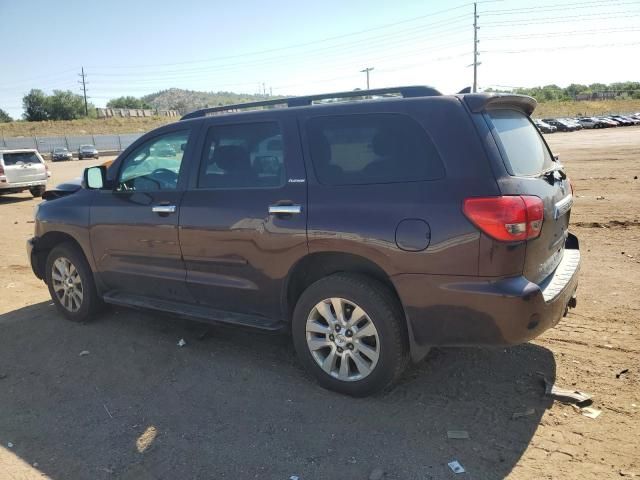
[54, 148, 68, 153]
[488, 109, 554, 176]
[80, 145, 94, 150]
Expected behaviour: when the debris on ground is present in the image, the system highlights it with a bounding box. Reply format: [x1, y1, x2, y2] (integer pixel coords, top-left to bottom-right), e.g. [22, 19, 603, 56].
[512, 408, 536, 420]
[596, 195, 605, 200]
[616, 369, 629, 379]
[7, 442, 13, 448]
[177, 338, 186, 347]
[368, 467, 385, 480]
[347, 456, 357, 464]
[289, 476, 300, 480]
[581, 406, 602, 419]
[78, 350, 90, 357]
[103, 404, 113, 419]
[541, 375, 591, 405]
[447, 430, 469, 439]
[448, 460, 465, 474]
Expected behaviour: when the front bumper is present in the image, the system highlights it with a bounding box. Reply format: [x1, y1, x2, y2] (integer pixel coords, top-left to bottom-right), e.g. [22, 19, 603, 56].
[27, 237, 43, 279]
[393, 234, 580, 353]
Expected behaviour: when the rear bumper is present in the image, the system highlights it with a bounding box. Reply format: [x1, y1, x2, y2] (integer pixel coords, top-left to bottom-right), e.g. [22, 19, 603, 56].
[394, 234, 580, 355]
[0, 179, 47, 190]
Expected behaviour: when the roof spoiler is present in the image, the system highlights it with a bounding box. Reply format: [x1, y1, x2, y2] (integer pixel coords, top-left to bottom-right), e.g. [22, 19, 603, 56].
[462, 93, 537, 116]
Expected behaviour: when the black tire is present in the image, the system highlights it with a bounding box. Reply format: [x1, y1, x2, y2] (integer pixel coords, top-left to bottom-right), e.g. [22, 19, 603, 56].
[292, 273, 409, 397]
[30, 186, 46, 197]
[45, 242, 101, 322]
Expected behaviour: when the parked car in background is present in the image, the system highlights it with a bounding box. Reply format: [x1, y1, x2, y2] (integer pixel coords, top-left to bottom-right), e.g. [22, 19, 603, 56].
[542, 118, 576, 132]
[28, 88, 580, 396]
[0, 149, 50, 197]
[78, 144, 99, 159]
[597, 117, 619, 127]
[561, 118, 583, 130]
[534, 119, 557, 133]
[609, 116, 633, 126]
[617, 115, 640, 125]
[576, 118, 599, 129]
[52, 147, 73, 161]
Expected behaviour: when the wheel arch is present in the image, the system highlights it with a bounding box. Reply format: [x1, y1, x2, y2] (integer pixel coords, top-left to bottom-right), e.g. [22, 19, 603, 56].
[34, 232, 90, 281]
[282, 251, 429, 363]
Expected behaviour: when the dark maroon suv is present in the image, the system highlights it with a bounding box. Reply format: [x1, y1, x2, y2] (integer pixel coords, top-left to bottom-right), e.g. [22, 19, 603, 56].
[27, 87, 580, 396]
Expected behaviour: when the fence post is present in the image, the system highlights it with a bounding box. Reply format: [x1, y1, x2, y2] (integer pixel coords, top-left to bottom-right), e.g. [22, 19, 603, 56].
[65, 136, 70, 150]
[34, 136, 38, 151]
[117, 135, 122, 151]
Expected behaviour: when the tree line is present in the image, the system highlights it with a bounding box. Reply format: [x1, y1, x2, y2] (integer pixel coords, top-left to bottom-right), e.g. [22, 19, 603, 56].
[487, 82, 640, 101]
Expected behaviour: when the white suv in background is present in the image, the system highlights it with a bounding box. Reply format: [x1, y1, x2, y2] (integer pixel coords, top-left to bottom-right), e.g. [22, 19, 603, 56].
[0, 149, 50, 197]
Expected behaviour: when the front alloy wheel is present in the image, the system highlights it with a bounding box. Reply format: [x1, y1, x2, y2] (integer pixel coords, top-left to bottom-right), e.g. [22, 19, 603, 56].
[51, 257, 84, 312]
[306, 297, 380, 382]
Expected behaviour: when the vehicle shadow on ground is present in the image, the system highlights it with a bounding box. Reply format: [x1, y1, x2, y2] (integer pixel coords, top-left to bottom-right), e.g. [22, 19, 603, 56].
[0, 302, 555, 480]
[0, 194, 35, 205]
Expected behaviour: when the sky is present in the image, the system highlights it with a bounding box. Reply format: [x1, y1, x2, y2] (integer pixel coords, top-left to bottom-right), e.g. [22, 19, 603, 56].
[1, 0, 639, 118]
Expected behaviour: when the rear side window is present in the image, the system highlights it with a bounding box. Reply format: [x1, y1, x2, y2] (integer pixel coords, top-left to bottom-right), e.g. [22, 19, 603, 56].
[2, 152, 41, 165]
[488, 110, 553, 176]
[198, 122, 284, 189]
[306, 114, 444, 185]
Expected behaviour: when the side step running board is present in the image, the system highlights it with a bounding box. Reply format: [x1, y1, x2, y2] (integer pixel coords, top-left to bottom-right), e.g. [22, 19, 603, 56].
[102, 291, 284, 332]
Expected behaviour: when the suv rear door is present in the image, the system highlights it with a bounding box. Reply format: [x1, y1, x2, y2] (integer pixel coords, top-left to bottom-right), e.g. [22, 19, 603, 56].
[1, 151, 47, 184]
[179, 113, 307, 322]
[484, 108, 573, 284]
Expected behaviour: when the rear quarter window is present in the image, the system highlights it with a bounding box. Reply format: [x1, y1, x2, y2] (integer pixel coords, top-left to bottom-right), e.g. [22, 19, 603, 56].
[305, 113, 444, 185]
[488, 109, 553, 176]
[1, 152, 41, 165]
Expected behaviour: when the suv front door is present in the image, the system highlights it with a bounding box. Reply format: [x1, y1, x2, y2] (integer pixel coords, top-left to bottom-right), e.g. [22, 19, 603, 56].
[179, 115, 307, 323]
[90, 127, 195, 301]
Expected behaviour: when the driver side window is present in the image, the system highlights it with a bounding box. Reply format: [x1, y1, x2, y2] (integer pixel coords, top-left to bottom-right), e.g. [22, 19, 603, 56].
[117, 130, 190, 191]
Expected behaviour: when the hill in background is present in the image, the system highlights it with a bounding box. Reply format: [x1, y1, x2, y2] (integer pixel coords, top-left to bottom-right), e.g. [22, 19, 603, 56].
[141, 88, 274, 112]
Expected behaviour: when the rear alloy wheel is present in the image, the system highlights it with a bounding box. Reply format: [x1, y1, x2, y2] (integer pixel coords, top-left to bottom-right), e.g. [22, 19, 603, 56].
[292, 273, 408, 396]
[45, 243, 101, 322]
[305, 297, 380, 382]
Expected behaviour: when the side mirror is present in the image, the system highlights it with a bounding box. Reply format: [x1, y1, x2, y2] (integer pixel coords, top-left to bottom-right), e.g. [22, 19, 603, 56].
[83, 166, 106, 189]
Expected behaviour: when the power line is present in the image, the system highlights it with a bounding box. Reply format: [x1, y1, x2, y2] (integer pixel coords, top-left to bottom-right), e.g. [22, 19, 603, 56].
[482, 0, 632, 15]
[87, 3, 474, 70]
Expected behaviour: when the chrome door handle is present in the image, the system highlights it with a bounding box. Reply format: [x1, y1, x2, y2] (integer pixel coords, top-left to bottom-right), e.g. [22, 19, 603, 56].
[268, 204, 302, 215]
[152, 204, 176, 214]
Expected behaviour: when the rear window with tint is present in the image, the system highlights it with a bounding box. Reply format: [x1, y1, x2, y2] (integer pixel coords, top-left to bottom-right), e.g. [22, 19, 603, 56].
[306, 113, 444, 185]
[488, 110, 553, 176]
[2, 152, 41, 165]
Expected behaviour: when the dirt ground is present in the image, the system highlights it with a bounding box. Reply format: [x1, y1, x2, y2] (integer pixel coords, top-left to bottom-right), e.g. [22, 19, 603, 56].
[0, 128, 638, 480]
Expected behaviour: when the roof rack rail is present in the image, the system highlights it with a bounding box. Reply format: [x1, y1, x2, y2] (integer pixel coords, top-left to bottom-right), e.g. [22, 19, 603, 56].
[180, 85, 441, 120]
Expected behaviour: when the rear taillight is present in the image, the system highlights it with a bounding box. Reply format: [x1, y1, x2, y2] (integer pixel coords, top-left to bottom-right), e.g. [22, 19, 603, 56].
[463, 195, 544, 242]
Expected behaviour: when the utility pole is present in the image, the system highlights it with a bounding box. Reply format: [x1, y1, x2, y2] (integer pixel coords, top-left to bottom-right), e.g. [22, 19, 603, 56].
[360, 67, 374, 90]
[472, 3, 480, 93]
[78, 67, 89, 116]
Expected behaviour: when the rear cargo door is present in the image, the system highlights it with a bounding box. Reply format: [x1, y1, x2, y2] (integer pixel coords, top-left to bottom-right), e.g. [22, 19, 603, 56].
[1, 152, 47, 183]
[486, 109, 572, 284]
